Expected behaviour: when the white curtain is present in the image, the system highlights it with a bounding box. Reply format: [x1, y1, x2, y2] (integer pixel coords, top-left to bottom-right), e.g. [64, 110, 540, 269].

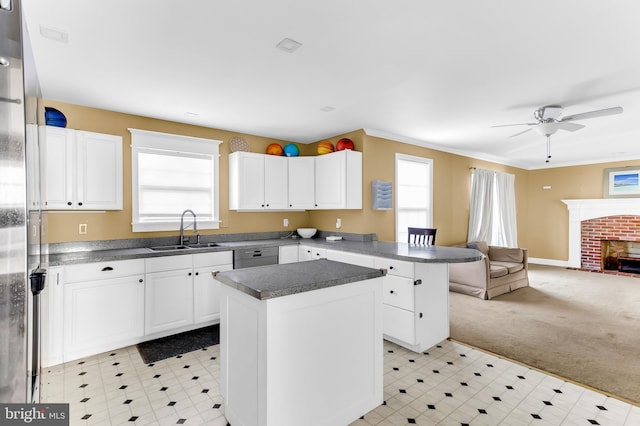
[467, 168, 518, 247]
[467, 168, 494, 243]
[494, 171, 518, 247]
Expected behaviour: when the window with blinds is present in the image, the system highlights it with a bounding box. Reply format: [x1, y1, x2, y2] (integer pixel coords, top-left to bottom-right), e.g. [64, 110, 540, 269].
[130, 129, 221, 232]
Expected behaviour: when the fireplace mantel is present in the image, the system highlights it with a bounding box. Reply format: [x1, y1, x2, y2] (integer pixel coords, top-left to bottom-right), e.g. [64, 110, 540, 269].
[562, 198, 640, 268]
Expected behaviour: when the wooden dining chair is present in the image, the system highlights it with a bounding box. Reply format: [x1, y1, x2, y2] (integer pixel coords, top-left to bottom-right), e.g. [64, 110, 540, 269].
[408, 227, 437, 245]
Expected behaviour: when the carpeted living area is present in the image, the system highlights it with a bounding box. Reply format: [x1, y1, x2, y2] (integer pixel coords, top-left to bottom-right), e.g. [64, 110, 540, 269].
[449, 264, 640, 405]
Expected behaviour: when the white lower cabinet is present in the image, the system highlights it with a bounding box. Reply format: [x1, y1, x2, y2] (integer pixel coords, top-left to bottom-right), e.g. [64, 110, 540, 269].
[63, 259, 145, 362]
[145, 267, 194, 335]
[374, 256, 449, 352]
[298, 245, 326, 261]
[144, 252, 232, 336]
[278, 245, 299, 264]
[299, 245, 448, 352]
[193, 252, 233, 324]
[48, 251, 233, 365]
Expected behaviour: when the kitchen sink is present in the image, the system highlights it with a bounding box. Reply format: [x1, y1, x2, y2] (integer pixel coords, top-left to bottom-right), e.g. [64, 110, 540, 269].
[149, 245, 191, 251]
[186, 242, 223, 249]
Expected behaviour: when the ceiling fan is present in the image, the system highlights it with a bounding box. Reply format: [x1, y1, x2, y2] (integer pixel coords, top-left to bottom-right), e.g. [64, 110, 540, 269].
[493, 105, 623, 162]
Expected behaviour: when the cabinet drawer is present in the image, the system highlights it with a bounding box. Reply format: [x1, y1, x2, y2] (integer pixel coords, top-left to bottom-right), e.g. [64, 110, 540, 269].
[146, 254, 193, 273]
[382, 304, 415, 345]
[65, 259, 144, 283]
[193, 251, 233, 268]
[382, 275, 414, 310]
[374, 257, 414, 279]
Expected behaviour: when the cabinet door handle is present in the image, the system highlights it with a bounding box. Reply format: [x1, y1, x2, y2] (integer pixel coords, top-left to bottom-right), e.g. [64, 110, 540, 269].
[414, 279, 422, 286]
[389, 266, 394, 270]
[139, 278, 143, 283]
[67, 201, 72, 206]
[195, 272, 199, 276]
[78, 202, 83, 206]
[188, 272, 192, 276]
[101, 266, 113, 271]
[389, 290, 394, 294]
[289, 204, 292, 207]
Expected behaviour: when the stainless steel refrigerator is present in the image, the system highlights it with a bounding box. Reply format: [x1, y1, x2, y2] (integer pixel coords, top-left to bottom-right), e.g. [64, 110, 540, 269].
[0, 0, 46, 403]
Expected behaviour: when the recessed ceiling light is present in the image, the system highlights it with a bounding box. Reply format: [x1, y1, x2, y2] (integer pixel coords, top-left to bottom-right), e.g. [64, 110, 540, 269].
[39, 25, 69, 43]
[320, 106, 335, 112]
[276, 38, 302, 53]
[185, 112, 199, 117]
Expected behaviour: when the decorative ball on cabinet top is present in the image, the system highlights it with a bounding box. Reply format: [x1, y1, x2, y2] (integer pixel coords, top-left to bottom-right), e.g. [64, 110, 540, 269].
[317, 140, 335, 155]
[283, 143, 300, 157]
[336, 138, 354, 151]
[266, 143, 284, 155]
[44, 107, 67, 128]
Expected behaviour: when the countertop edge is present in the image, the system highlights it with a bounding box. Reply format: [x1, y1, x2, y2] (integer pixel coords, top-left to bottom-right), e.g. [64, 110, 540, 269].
[215, 260, 386, 300]
[46, 238, 481, 267]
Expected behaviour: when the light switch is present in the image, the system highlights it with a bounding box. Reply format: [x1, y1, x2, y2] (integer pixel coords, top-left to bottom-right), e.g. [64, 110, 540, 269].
[79, 223, 87, 234]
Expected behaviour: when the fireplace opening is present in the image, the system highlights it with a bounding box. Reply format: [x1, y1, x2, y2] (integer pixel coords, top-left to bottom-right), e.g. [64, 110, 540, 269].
[601, 240, 640, 273]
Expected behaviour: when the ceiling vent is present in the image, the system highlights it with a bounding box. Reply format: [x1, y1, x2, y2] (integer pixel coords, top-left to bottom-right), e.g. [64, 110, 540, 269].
[276, 38, 302, 53]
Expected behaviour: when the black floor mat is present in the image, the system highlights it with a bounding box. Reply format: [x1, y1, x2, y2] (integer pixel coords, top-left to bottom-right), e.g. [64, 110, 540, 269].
[137, 325, 220, 364]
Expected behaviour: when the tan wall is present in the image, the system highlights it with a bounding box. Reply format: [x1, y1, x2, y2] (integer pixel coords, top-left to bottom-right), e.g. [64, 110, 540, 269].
[45, 101, 638, 262]
[43, 101, 312, 243]
[525, 160, 639, 261]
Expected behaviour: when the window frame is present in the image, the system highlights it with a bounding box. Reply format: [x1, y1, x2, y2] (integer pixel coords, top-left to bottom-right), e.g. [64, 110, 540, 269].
[129, 128, 221, 232]
[395, 153, 434, 243]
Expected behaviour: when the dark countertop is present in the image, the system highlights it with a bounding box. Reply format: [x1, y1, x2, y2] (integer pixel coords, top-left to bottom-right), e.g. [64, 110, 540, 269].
[299, 239, 482, 263]
[215, 259, 385, 300]
[46, 237, 481, 267]
[46, 239, 297, 266]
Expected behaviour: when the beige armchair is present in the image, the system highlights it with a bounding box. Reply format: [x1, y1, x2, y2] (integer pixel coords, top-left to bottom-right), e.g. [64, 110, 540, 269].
[449, 241, 529, 299]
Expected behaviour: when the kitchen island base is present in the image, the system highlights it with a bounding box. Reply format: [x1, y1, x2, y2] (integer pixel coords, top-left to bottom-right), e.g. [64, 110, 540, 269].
[219, 275, 383, 426]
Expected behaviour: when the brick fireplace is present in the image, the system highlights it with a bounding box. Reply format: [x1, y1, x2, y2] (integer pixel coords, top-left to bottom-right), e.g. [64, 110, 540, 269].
[581, 215, 640, 271]
[563, 199, 640, 270]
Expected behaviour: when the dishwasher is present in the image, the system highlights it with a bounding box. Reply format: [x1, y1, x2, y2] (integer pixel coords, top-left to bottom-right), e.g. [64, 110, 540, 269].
[233, 246, 279, 269]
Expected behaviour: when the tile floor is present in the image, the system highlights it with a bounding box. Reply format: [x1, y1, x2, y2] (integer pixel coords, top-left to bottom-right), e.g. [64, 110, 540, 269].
[40, 339, 640, 426]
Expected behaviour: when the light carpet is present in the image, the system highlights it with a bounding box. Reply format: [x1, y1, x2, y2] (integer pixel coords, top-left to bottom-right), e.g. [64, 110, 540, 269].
[449, 264, 640, 405]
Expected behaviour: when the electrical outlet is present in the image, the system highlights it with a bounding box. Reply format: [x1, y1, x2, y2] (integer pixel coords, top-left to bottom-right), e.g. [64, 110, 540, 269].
[283, 218, 289, 227]
[336, 218, 342, 229]
[79, 223, 87, 234]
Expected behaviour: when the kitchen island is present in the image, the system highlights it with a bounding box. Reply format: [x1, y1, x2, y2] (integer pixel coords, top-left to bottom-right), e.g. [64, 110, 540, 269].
[215, 259, 386, 426]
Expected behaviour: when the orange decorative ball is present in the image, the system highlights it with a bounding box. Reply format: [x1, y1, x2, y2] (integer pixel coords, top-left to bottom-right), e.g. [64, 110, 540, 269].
[317, 140, 335, 155]
[265, 143, 283, 156]
[336, 138, 355, 151]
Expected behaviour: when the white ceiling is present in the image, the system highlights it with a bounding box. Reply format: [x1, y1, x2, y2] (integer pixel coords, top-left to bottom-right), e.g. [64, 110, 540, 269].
[22, 0, 640, 170]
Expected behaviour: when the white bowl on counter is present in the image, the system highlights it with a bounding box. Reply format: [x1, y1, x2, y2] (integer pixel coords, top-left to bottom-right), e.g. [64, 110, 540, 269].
[297, 228, 317, 238]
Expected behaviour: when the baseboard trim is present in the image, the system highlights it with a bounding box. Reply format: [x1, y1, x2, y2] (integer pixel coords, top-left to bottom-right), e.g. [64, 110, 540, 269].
[528, 257, 569, 267]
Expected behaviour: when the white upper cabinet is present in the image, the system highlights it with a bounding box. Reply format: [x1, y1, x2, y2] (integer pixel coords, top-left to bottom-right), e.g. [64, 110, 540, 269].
[229, 152, 289, 211]
[40, 126, 123, 210]
[314, 150, 362, 210]
[229, 150, 362, 211]
[288, 156, 316, 209]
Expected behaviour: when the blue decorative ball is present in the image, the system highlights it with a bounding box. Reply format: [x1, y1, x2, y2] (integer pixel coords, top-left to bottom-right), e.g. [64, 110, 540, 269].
[45, 107, 67, 128]
[283, 143, 300, 157]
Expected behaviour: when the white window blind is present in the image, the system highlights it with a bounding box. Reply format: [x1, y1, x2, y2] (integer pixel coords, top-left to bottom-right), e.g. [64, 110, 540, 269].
[395, 154, 433, 243]
[130, 129, 221, 232]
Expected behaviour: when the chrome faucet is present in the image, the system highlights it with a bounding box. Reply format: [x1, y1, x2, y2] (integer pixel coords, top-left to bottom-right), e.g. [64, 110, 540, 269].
[179, 209, 198, 245]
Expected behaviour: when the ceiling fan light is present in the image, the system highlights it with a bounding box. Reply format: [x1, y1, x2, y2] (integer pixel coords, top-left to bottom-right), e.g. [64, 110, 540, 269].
[534, 123, 558, 136]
